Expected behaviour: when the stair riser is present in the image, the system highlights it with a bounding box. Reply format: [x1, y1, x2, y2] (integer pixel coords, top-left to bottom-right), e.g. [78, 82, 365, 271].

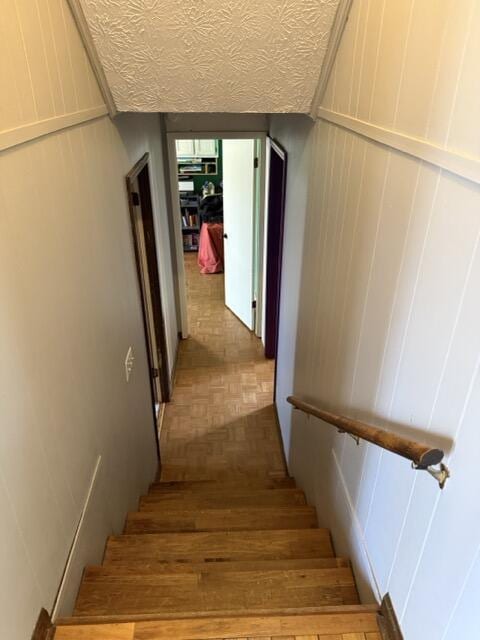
[124, 507, 317, 533]
[86, 558, 350, 577]
[149, 478, 296, 492]
[104, 530, 334, 564]
[139, 490, 307, 511]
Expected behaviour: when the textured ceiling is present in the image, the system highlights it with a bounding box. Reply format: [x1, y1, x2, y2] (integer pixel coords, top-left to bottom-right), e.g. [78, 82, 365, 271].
[79, 0, 340, 113]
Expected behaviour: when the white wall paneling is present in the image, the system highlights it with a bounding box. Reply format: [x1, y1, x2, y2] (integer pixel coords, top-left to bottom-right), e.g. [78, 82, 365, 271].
[318, 108, 480, 186]
[273, 1, 480, 638]
[309, 0, 354, 117]
[0, 106, 107, 153]
[0, 0, 105, 135]
[66, 0, 118, 116]
[276, 115, 480, 640]
[0, 3, 178, 639]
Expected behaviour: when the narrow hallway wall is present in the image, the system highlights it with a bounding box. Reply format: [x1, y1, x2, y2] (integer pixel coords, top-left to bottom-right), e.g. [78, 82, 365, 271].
[274, 1, 480, 639]
[268, 114, 315, 452]
[0, 3, 177, 638]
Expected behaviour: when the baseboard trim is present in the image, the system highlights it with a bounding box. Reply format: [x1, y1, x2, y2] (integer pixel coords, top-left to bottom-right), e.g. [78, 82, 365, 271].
[378, 593, 404, 640]
[31, 609, 54, 640]
[273, 402, 290, 475]
[331, 448, 382, 601]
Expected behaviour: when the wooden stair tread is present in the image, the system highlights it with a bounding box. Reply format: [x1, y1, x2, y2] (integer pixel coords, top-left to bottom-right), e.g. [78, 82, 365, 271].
[73, 564, 359, 616]
[86, 558, 351, 576]
[104, 529, 334, 564]
[55, 608, 381, 639]
[139, 488, 306, 510]
[150, 477, 296, 492]
[125, 505, 317, 533]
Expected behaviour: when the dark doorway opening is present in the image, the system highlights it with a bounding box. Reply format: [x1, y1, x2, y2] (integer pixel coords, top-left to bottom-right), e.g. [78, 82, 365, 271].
[264, 138, 287, 362]
[126, 153, 170, 458]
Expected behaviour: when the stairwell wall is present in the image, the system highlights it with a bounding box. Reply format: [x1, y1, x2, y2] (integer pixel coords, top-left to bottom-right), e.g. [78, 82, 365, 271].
[273, 1, 480, 639]
[0, 2, 177, 638]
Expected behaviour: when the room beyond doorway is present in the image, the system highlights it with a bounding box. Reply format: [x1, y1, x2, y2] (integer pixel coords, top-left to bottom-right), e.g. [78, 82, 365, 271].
[167, 132, 267, 343]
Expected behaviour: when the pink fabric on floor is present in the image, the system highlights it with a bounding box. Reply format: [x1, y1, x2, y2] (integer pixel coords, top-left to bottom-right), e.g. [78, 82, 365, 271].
[198, 222, 224, 274]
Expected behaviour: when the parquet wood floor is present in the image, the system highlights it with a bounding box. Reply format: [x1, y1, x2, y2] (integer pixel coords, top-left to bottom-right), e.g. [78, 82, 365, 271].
[160, 254, 286, 481]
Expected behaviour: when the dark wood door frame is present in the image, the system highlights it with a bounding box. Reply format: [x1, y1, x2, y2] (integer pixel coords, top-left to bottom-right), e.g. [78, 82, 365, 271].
[264, 138, 287, 371]
[126, 154, 171, 456]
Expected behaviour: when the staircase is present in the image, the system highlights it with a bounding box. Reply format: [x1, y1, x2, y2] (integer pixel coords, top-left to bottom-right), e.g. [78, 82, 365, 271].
[54, 476, 382, 640]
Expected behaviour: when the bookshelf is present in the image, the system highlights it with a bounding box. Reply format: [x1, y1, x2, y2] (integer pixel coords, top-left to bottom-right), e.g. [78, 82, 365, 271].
[179, 194, 200, 252]
[176, 140, 222, 252]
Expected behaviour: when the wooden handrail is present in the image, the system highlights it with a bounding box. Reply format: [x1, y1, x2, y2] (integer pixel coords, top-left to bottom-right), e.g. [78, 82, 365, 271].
[287, 396, 444, 468]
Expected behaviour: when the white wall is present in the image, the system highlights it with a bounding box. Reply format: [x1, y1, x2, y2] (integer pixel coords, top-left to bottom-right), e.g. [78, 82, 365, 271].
[115, 112, 179, 376]
[165, 113, 269, 133]
[0, 3, 177, 638]
[268, 114, 315, 450]
[275, 1, 480, 639]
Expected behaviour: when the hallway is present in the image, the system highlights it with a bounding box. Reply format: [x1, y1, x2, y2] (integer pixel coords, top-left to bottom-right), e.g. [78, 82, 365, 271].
[54, 254, 382, 637]
[160, 254, 286, 481]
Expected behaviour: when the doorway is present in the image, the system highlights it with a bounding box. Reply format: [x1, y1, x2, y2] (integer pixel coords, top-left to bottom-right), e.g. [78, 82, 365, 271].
[168, 133, 267, 340]
[264, 138, 287, 360]
[126, 153, 171, 455]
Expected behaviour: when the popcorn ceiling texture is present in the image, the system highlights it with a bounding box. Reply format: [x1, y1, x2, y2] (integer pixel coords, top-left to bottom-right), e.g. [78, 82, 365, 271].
[80, 0, 340, 113]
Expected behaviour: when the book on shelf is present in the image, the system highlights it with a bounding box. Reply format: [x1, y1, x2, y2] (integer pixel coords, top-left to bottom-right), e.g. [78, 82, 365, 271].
[182, 215, 188, 228]
[179, 164, 202, 173]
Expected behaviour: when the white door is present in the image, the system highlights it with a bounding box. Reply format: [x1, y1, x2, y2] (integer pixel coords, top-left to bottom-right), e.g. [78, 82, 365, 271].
[222, 139, 255, 329]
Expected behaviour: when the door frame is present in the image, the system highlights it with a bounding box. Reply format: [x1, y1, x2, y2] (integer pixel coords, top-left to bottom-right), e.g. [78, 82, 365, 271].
[264, 137, 287, 364]
[126, 153, 171, 457]
[166, 131, 267, 339]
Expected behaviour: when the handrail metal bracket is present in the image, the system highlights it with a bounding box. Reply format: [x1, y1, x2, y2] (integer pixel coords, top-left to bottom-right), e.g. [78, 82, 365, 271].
[337, 428, 360, 446]
[412, 462, 450, 489]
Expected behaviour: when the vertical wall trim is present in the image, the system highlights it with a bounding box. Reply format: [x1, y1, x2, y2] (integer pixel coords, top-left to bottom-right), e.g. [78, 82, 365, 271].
[309, 0, 354, 118]
[66, 0, 117, 117]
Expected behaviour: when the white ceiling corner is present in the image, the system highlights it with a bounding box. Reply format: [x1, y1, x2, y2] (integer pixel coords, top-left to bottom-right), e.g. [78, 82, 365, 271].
[79, 0, 341, 113]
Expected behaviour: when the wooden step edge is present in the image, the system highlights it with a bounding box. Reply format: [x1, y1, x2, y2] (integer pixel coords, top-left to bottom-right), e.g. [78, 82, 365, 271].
[82, 563, 355, 582]
[141, 488, 306, 501]
[126, 505, 317, 517]
[55, 603, 381, 627]
[92, 557, 351, 574]
[106, 527, 332, 541]
[149, 477, 297, 491]
[54, 609, 382, 639]
[123, 506, 318, 534]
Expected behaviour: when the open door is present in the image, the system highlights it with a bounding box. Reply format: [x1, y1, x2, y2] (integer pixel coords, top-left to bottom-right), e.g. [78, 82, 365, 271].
[222, 139, 255, 329]
[264, 138, 287, 360]
[126, 154, 170, 457]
